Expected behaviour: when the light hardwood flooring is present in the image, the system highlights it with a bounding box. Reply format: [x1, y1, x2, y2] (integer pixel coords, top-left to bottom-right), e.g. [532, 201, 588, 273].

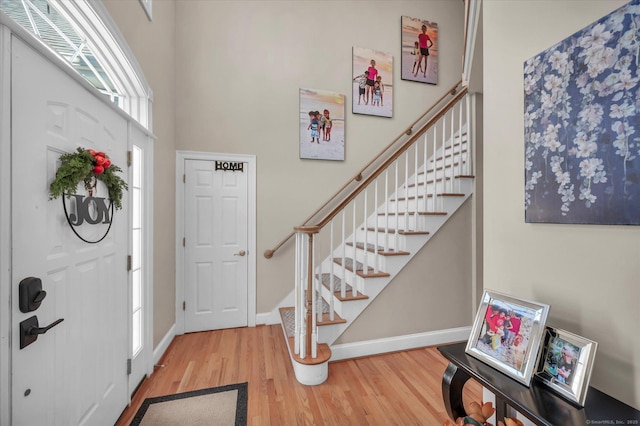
[115, 325, 481, 425]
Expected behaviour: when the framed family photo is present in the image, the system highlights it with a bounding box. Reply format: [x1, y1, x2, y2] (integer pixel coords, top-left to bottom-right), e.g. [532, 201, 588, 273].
[535, 327, 597, 406]
[352, 46, 393, 118]
[299, 88, 345, 161]
[466, 290, 550, 386]
[401, 15, 438, 84]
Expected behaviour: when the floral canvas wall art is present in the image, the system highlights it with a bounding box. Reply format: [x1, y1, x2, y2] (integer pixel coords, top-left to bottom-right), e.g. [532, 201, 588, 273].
[524, 0, 640, 225]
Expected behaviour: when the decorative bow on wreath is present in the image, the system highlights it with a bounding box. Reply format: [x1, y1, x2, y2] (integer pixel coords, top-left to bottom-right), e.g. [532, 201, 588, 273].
[49, 147, 128, 210]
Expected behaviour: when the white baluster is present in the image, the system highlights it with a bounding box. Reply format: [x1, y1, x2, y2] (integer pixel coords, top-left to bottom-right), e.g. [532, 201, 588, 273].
[311, 233, 317, 358]
[395, 161, 399, 249]
[423, 132, 428, 212]
[294, 233, 300, 355]
[341, 210, 346, 299]
[466, 93, 472, 176]
[373, 180, 379, 274]
[384, 170, 389, 252]
[404, 152, 409, 232]
[432, 118, 438, 212]
[414, 143, 419, 227]
[450, 107, 455, 193]
[299, 233, 306, 359]
[362, 187, 368, 275]
[352, 199, 357, 298]
[458, 98, 463, 192]
[329, 220, 334, 321]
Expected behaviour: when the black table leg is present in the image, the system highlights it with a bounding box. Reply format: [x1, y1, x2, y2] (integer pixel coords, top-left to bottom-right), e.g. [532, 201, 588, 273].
[442, 362, 471, 421]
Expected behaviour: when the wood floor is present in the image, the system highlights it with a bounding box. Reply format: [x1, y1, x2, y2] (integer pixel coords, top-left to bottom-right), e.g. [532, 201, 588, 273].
[115, 325, 481, 425]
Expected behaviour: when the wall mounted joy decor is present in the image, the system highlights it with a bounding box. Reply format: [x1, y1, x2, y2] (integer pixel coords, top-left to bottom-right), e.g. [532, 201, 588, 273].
[524, 0, 640, 225]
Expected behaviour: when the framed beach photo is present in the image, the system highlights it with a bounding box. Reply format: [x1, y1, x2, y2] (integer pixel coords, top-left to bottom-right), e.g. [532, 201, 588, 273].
[352, 46, 393, 118]
[535, 327, 597, 406]
[466, 290, 550, 386]
[401, 15, 438, 84]
[299, 88, 345, 161]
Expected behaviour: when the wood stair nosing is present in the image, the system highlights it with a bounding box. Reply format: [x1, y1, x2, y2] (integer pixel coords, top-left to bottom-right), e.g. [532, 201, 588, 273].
[406, 173, 474, 188]
[364, 227, 430, 236]
[377, 211, 448, 216]
[391, 193, 466, 202]
[345, 241, 411, 256]
[332, 257, 391, 278]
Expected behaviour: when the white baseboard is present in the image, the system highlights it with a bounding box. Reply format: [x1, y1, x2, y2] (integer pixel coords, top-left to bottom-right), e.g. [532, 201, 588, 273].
[256, 311, 281, 325]
[330, 326, 471, 361]
[153, 323, 176, 366]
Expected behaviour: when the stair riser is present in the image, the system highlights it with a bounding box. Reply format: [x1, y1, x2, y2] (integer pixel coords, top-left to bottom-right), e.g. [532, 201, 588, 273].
[388, 195, 466, 214]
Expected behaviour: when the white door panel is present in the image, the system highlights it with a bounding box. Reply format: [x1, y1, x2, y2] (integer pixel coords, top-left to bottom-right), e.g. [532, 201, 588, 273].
[184, 159, 248, 332]
[11, 37, 128, 426]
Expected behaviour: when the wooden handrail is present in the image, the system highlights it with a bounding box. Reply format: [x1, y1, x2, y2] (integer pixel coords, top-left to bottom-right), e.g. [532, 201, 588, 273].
[315, 86, 468, 230]
[263, 79, 465, 259]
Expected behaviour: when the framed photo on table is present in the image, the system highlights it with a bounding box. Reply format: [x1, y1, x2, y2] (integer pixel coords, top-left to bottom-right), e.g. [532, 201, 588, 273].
[466, 290, 550, 386]
[535, 327, 597, 406]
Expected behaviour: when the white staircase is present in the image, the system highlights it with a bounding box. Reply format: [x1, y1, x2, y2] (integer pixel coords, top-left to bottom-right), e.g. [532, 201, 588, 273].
[275, 90, 474, 385]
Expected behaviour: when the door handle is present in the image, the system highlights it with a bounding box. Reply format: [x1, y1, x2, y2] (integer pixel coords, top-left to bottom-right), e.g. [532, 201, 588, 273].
[233, 250, 246, 257]
[19, 316, 64, 349]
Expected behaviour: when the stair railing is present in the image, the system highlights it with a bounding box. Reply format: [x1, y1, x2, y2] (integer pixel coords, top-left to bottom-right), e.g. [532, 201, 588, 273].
[291, 85, 473, 361]
[264, 80, 465, 260]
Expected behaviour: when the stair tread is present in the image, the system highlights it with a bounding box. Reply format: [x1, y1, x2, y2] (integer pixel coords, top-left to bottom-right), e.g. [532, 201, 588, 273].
[392, 193, 465, 201]
[377, 211, 447, 216]
[332, 257, 390, 278]
[319, 273, 369, 300]
[345, 242, 410, 256]
[279, 306, 346, 339]
[408, 174, 474, 187]
[365, 227, 430, 235]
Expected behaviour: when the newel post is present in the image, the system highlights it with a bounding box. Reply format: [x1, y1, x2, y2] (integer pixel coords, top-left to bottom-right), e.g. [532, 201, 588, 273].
[293, 225, 320, 359]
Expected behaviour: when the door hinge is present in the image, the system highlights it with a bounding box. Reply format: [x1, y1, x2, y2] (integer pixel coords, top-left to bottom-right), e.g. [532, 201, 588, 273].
[127, 358, 132, 375]
[183, 237, 185, 247]
[183, 174, 186, 183]
[127, 150, 132, 167]
[182, 301, 186, 311]
[127, 255, 132, 271]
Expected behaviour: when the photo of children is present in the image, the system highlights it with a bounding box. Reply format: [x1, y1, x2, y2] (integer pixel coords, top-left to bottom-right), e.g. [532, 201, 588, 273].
[401, 15, 438, 84]
[352, 47, 393, 118]
[543, 337, 580, 387]
[299, 88, 345, 161]
[475, 298, 537, 372]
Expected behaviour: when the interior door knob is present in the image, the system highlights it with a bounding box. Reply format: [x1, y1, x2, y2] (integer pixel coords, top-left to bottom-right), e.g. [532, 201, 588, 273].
[234, 250, 246, 257]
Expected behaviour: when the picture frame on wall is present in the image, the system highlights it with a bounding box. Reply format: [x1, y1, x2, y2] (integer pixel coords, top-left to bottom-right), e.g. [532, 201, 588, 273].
[466, 290, 550, 386]
[352, 46, 393, 118]
[535, 327, 597, 406]
[299, 88, 345, 161]
[401, 15, 438, 84]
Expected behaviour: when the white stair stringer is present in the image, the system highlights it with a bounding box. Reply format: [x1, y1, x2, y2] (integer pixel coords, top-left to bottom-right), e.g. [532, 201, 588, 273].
[315, 176, 473, 346]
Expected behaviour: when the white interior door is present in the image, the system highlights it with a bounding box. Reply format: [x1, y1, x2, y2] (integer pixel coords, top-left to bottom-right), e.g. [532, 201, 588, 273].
[10, 36, 128, 425]
[184, 158, 248, 332]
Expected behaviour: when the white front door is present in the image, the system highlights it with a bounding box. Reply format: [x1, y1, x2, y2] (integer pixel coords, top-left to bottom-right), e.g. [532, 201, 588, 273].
[10, 37, 128, 425]
[183, 158, 248, 332]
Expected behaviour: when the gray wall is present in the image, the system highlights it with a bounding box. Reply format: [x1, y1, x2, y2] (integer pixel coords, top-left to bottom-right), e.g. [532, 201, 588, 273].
[484, 0, 639, 409]
[104, 0, 471, 346]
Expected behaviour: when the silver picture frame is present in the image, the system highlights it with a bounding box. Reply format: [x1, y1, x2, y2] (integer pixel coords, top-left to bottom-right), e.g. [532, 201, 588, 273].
[535, 327, 597, 406]
[466, 290, 550, 386]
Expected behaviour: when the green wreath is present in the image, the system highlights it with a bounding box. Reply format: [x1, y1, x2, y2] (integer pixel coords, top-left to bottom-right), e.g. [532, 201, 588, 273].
[49, 147, 128, 210]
